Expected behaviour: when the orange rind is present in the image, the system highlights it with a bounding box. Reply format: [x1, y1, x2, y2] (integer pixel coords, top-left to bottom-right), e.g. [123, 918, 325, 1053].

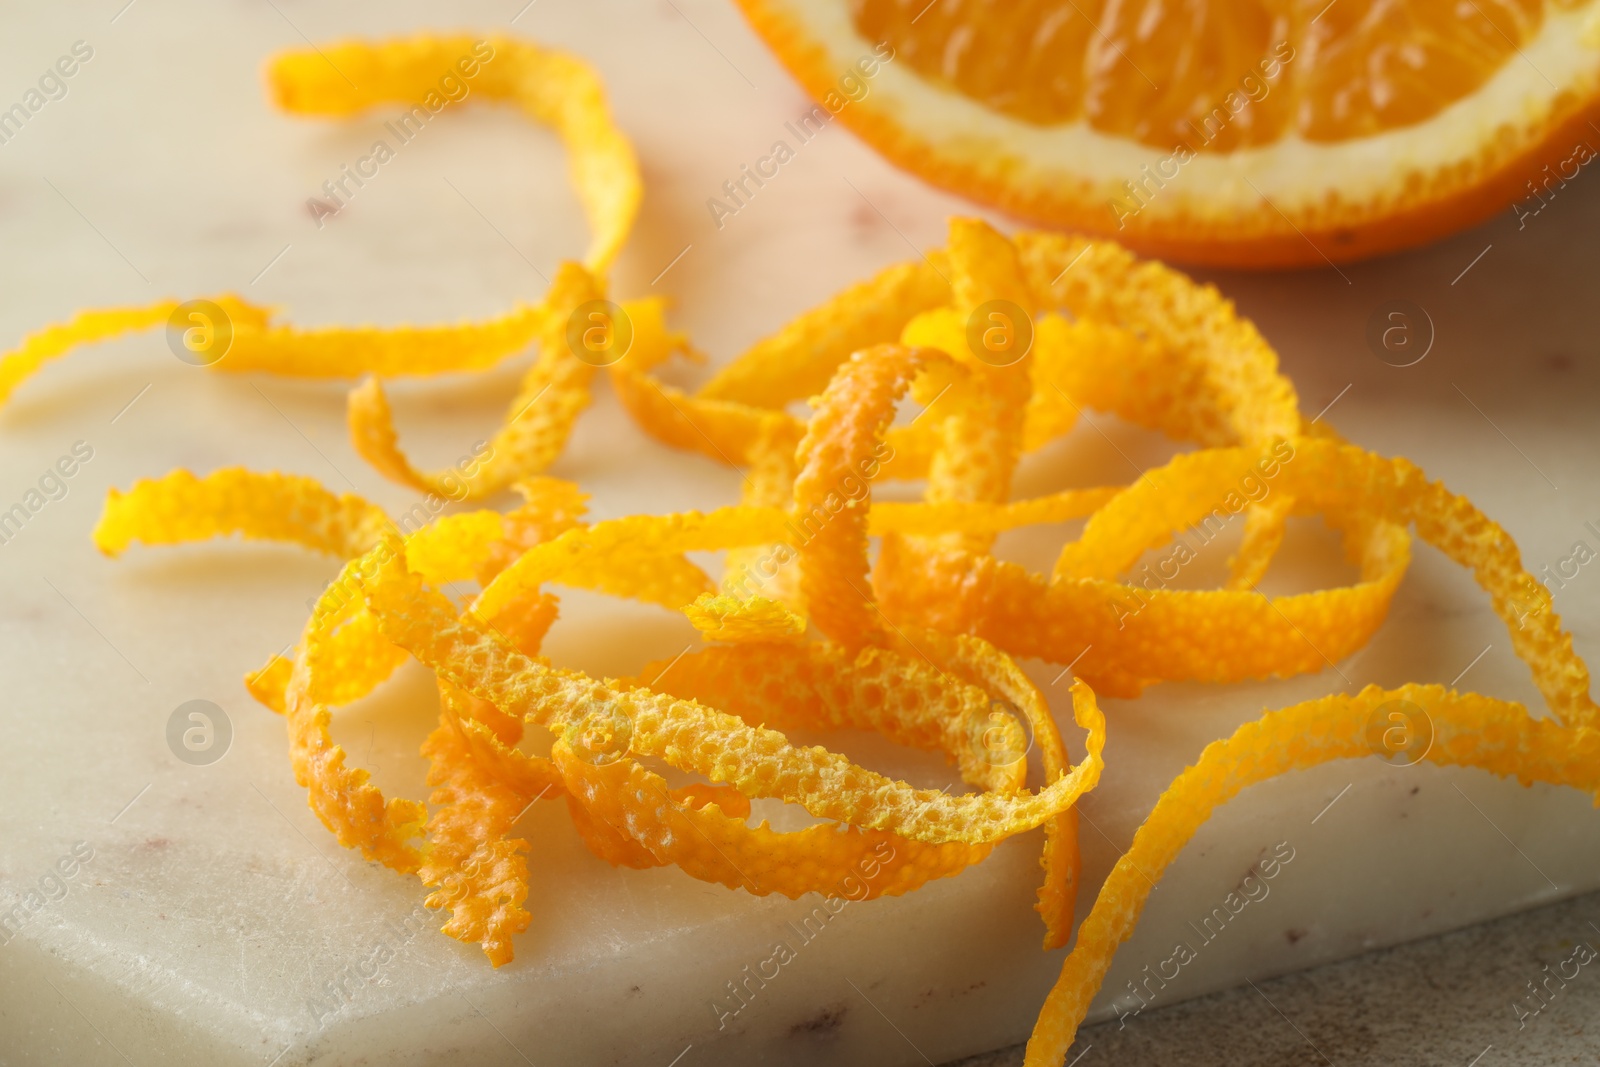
[2, 34, 645, 502]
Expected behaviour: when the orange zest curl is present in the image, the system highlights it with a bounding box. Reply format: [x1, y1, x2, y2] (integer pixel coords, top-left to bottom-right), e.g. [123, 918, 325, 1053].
[3, 34, 646, 502]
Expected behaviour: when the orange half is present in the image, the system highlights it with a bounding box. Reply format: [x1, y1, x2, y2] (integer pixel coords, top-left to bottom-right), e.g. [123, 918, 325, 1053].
[735, 0, 1600, 266]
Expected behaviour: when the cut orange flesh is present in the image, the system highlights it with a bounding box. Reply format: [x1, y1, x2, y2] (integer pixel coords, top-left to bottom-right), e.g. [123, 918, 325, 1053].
[738, 0, 1600, 265]
[852, 0, 1550, 147]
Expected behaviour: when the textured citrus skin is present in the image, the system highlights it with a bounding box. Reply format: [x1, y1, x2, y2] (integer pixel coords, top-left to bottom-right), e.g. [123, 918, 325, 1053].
[734, 0, 1600, 267]
[793, 343, 947, 651]
[0, 303, 195, 406]
[347, 263, 606, 501]
[96, 433, 1600, 996]
[1, 34, 646, 503]
[365, 532, 1107, 845]
[94, 454, 1107, 963]
[0, 36, 638, 393]
[418, 686, 542, 967]
[1024, 685, 1600, 1065]
[94, 468, 392, 559]
[632, 630, 1084, 945]
[617, 222, 1413, 695]
[874, 441, 1411, 698]
[683, 592, 808, 644]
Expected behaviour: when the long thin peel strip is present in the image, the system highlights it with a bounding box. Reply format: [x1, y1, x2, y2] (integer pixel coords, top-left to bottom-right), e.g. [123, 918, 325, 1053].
[551, 734, 993, 899]
[0, 303, 190, 407]
[346, 263, 606, 501]
[632, 632, 1082, 942]
[93, 467, 391, 559]
[792, 343, 972, 651]
[417, 684, 540, 967]
[1023, 686, 1600, 1065]
[269, 35, 638, 274]
[1, 32, 645, 499]
[285, 555, 429, 873]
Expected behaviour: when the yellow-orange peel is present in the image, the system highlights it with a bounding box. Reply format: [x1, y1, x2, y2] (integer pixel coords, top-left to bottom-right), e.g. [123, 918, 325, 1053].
[2, 33, 646, 502]
[1024, 686, 1600, 1064]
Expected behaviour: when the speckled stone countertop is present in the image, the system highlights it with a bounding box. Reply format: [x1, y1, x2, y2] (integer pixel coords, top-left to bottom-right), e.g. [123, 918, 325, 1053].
[952, 889, 1600, 1066]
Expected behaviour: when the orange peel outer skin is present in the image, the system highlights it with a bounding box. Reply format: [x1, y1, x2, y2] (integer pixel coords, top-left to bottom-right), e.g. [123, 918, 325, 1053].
[268, 35, 638, 275]
[92, 468, 390, 560]
[284, 554, 429, 875]
[358, 530, 1107, 848]
[552, 736, 994, 900]
[1024, 685, 1600, 1065]
[0, 36, 642, 400]
[792, 343, 952, 652]
[419, 687, 539, 967]
[346, 262, 606, 502]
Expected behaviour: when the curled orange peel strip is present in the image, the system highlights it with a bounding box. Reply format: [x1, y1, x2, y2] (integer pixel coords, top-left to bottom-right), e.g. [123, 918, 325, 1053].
[627, 630, 1081, 944]
[353, 524, 1108, 846]
[609, 221, 1381, 697]
[550, 732, 994, 901]
[417, 684, 544, 966]
[2, 37, 636, 389]
[92, 467, 579, 937]
[921, 438, 1591, 723]
[1024, 686, 1600, 1065]
[913, 219, 1035, 556]
[630, 222, 1417, 702]
[91, 465, 710, 706]
[344, 262, 608, 500]
[618, 222, 1301, 482]
[873, 440, 1410, 697]
[404, 477, 1095, 937]
[539, 638, 1016, 901]
[269, 36, 636, 276]
[364, 521, 1103, 954]
[426, 335, 1084, 939]
[2, 34, 645, 503]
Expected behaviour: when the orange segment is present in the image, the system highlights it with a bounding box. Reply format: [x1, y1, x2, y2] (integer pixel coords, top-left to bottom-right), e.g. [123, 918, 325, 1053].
[1299, 0, 1545, 141]
[854, 0, 1549, 146]
[853, 0, 1295, 150]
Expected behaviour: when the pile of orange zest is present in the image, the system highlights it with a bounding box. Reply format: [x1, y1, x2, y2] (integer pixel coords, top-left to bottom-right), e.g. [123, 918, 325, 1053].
[91, 461, 1105, 965]
[619, 220, 1404, 697]
[364, 523, 1106, 844]
[2, 34, 645, 503]
[361, 512, 1105, 951]
[92, 256, 1599, 1059]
